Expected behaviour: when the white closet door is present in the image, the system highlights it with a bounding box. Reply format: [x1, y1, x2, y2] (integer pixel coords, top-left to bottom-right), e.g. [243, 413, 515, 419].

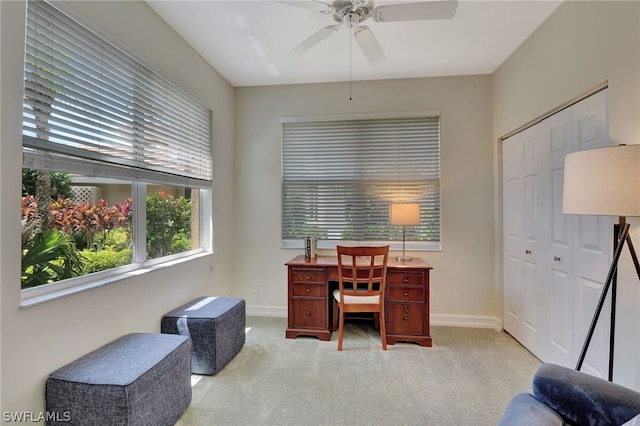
[571, 89, 612, 378]
[519, 124, 545, 357]
[540, 107, 575, 367]
[503, 134, 523, 338]
[503, 125, 545, 357]
[502, 89, 610, 368]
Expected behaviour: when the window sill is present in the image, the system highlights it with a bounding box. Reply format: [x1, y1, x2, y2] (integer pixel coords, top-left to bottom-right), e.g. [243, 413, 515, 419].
[20, 251, 212, 308]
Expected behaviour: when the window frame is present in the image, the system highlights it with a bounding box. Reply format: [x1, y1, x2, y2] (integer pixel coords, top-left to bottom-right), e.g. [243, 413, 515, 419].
[280, 111, 442, 251]
[20, 0, 214, 305]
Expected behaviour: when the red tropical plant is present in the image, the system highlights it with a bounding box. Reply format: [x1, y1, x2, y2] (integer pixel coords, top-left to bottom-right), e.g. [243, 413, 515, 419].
[22, 195, 132, 252]
[21, 195, 37, 221]
[50, 197, 81, 234]
[21, 195, 38, 249]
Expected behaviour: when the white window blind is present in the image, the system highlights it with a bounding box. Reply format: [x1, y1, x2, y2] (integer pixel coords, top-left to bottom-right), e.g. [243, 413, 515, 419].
[23, 0, 212, 186]
[281, 115, 441, 244]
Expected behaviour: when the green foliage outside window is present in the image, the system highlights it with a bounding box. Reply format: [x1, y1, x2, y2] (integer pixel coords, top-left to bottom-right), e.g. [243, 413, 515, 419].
[21, 229, 85, 289]
[22, 169, 75, 200]
[146, 192, 192, 259]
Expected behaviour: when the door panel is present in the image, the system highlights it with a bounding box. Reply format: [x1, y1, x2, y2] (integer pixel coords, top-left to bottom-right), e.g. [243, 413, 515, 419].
[573, 90, 608, 152]
[550, 269, 572, 362]
[575, 275, 611, 378]
[571, 89, 610, 378]
[505, 178, 519, 240]
[504, 254, 522, 333]
[542, 108, 574, 366]
[522, 126, 543, 357]
[523, 259, 539, 354]
[523, 174, 537, 242]
[503, 134, 523, 338]
[574, 214, 612, 378]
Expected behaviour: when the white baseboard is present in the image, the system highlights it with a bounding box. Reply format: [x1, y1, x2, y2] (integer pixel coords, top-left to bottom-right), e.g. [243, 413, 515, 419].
[246, 304, 288, 318]
[246, 304, 503, 330]
[430, 313, 502, 331]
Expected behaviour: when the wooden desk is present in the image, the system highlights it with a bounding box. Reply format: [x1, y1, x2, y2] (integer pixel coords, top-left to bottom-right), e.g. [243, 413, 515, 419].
[285, 255, 433, 346]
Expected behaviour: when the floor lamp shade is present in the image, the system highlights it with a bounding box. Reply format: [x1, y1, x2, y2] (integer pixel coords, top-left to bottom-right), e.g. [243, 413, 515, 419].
[562, 144, 640, 381]
[389, 203, 421, 226]
[563, 145, 640, 217]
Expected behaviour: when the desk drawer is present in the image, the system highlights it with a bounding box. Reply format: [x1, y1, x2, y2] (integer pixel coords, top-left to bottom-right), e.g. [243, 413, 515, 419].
[387, 303, 425, 335]
[387, 271, 424, 286]
[292, 268, 326, 284]
[293, 283, 326, 297]
[388, 286, 424, 302]
[292, 299, 326, 329]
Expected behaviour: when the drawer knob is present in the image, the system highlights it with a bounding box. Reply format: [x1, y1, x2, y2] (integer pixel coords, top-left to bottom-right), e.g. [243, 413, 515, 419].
[404, 316, 409, 321]
[306, 276, 312, 280]
[403, 292, 409, 297]
[305, 288, 311, 293]
[402, 278, 409, 283]
[306, 311, 311, 316]
[525, 249, 532, 255]
[553, 256, 561, 262]
[403, 306, 409, 312]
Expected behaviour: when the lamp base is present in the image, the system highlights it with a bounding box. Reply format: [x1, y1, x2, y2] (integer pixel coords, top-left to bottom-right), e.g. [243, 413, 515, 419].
[396, 256, 413, 262]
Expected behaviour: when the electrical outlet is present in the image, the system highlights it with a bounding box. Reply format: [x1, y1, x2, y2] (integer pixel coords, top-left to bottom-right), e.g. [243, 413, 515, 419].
[251, 284, 259, 294]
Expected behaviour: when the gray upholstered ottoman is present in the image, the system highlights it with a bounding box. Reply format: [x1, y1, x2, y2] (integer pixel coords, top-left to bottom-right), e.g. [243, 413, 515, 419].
[45, 333, 191, 426]
[161, 296, 245, 375]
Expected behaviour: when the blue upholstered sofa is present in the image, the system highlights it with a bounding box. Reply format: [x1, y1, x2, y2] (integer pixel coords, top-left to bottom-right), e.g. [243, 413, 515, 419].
[499, 363, 640, 426]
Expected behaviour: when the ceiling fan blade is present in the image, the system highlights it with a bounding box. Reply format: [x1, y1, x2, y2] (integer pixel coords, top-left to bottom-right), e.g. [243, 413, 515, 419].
[275, 1, 333, 14]
[373, 0, 458, 22]
[353, 26, 387, 65]
[288, 25, 340, 57]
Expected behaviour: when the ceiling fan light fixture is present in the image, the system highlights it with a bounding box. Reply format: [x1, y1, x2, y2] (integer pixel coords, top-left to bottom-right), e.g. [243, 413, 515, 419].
[346, 12, 361, 28]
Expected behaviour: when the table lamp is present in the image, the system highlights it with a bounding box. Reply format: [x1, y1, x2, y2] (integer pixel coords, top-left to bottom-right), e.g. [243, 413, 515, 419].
[563, 144, 640, 381]
[389, 202, 420, 261]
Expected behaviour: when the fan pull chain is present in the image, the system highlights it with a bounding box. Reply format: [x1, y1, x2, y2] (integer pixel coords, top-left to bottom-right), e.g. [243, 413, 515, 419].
[349, 36, 352, 101]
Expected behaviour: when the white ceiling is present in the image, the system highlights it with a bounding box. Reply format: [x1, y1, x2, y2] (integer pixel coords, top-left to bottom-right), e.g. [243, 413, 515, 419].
[146, 0, 562, 87]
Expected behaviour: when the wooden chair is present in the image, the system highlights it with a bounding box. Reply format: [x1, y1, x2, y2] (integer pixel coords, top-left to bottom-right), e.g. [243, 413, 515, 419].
[332, 245, 390, 351]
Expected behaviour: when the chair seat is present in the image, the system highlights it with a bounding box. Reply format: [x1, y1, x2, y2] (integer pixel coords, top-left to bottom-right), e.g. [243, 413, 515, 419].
[333, 245, 389, 350]
[332, 288, 380, 305]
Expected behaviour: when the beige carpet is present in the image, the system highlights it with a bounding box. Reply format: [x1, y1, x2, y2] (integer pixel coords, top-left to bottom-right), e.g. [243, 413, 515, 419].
[177, 316, 541, 426]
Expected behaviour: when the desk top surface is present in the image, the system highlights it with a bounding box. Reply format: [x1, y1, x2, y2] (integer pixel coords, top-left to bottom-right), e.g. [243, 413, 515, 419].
[286, 255, 432, 270]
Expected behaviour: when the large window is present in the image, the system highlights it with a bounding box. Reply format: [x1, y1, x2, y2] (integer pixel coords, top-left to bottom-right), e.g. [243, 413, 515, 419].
[281, 113, 440, 249]
[21, 0, 212, 298]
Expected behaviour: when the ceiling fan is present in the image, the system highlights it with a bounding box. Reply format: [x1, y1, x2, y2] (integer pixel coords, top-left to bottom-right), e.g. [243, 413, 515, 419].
[282, 0, 458, 65]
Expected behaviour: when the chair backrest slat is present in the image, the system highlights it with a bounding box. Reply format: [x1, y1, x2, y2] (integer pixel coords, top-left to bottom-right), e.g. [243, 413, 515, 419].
[337, 245, 389, 298]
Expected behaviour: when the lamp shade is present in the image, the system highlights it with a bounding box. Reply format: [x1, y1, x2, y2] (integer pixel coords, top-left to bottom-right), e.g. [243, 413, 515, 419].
[563, 145, 640, 217]
[389, 203, 421, 225]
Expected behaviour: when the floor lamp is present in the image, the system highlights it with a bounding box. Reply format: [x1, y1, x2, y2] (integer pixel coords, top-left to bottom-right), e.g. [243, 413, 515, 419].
[563, 144, 640, 381]
[389, 203, 420, 261]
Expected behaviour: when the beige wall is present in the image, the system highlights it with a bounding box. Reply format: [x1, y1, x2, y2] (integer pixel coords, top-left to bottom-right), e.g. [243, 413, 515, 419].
[233, 76, 497, 324]
[493, 1, 639, 139]
[0, 0, 235, 416]
[492, 1, 640, 388]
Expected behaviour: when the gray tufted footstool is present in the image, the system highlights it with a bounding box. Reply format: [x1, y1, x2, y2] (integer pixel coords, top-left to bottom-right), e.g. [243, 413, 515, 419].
[45, 333, 191, 426]
[161, 296, 246, 375]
